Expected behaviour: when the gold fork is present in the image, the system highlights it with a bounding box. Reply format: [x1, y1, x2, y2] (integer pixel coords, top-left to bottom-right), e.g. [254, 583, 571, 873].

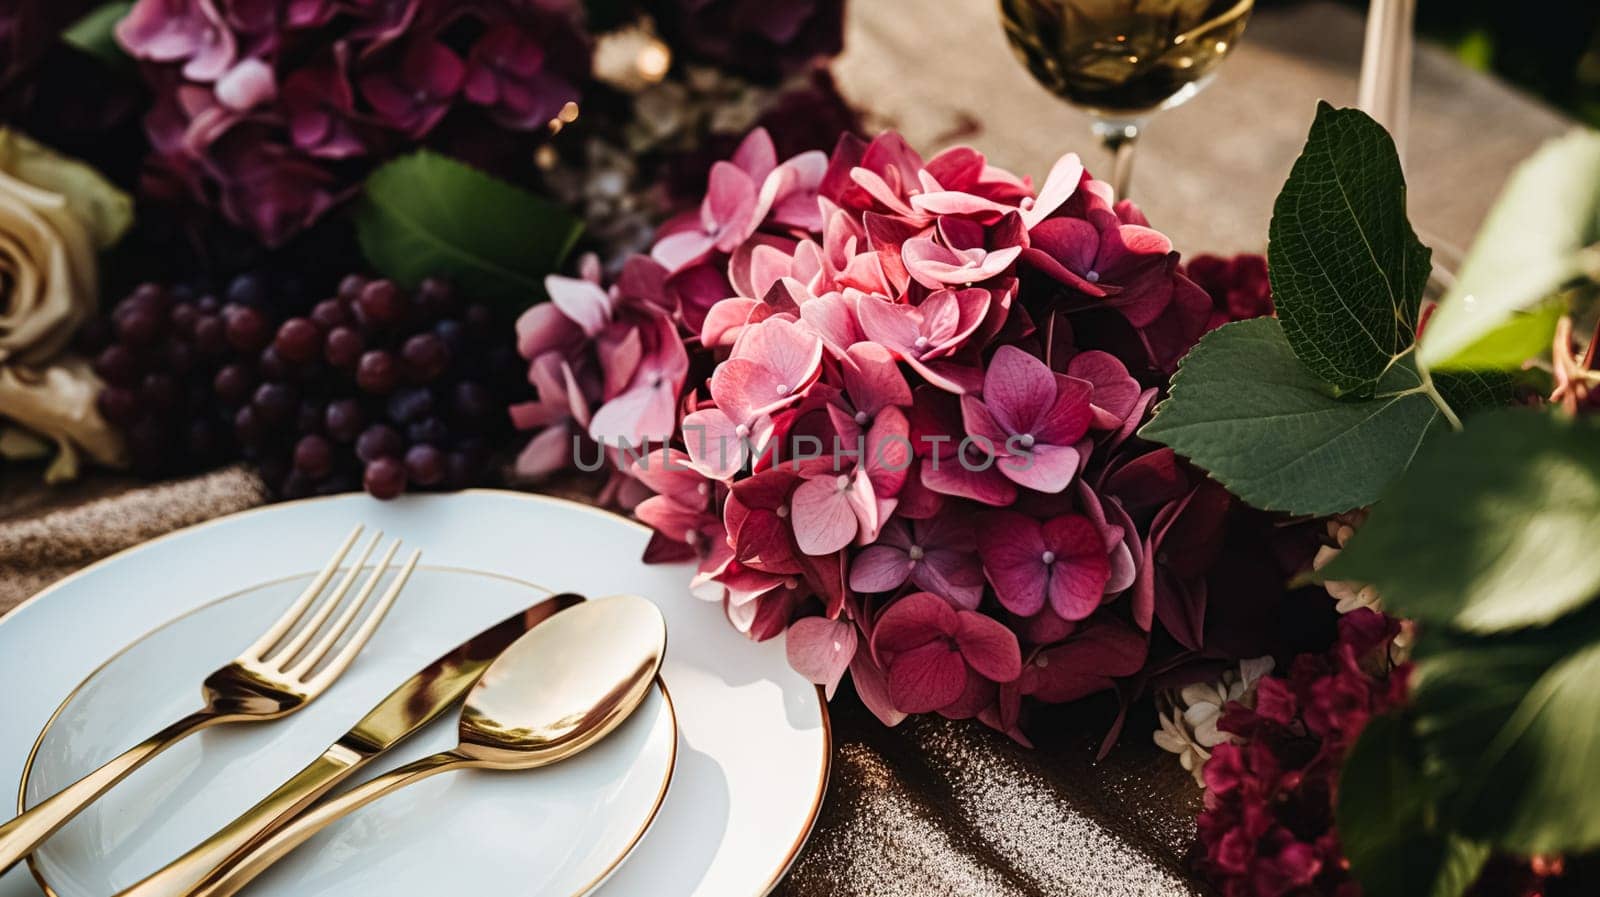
[0, 525, 420, 875]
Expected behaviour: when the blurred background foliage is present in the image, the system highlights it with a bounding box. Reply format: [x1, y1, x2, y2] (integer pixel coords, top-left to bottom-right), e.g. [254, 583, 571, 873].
[1326, 0, 1600, 127]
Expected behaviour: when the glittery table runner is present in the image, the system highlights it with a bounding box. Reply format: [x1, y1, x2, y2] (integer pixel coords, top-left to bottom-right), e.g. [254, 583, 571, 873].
[0, 468, 1205, 896]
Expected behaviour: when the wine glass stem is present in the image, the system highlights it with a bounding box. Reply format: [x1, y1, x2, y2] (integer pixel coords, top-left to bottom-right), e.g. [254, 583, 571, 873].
[1092, 119, 1142, 200]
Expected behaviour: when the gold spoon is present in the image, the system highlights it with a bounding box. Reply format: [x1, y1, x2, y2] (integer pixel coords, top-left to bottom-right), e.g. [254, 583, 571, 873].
[183, 594, 667, 897]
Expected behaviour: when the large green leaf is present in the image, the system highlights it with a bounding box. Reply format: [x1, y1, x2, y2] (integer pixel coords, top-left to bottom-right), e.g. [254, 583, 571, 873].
[1139, 318, 1444, 515]
[353, 151, 583, 308]
[1323, 409, 1600, 631]
[1337, 714, 1487, 897]
[62, 2, 133, 68]
[1269, 103, 1431, 394]
[1411, 615, 1600, 854]
[1420, 130, 1600, 371]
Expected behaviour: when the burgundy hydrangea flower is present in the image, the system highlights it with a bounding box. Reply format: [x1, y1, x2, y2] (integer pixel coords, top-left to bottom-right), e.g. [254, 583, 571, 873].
[1184, 253, 1274, 330]
[1195, 610, 1410, 897]
[462, 23, 578, 130]
[651, 0, 845, 82]
[117, 0, 592, 245]
[871, 591, 1022, 714]
[359, 39, 464, 137]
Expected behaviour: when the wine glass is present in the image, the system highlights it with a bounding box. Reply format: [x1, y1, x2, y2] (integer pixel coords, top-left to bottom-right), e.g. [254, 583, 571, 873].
[998, 0, 1255, 197]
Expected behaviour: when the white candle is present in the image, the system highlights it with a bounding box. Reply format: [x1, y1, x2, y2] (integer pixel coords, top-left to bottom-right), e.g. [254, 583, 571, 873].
[1357, 0, 1417, 161]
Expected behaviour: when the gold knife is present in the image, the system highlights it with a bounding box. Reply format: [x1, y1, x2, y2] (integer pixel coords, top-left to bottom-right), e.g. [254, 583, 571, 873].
[115, 593, 585, 897]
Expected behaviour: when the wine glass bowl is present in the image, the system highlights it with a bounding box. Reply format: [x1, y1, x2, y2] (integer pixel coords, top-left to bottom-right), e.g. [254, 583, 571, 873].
[999, 0, 1255, 195]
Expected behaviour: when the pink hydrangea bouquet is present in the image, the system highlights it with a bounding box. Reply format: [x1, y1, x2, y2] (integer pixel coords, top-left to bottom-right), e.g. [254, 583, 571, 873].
[512, 127, 1293, 740]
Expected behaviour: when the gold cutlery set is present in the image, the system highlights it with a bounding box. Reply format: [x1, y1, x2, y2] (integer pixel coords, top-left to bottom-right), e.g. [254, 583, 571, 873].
[0, 525, 667, 897]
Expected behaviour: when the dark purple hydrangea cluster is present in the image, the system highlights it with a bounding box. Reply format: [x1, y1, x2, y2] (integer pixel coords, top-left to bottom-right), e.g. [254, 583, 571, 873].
[648, 0, 845, 82]
[114, 0, 592, 246]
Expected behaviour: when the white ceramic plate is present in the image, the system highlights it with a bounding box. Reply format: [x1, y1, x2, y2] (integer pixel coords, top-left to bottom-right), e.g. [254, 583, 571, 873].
[23, 569, 677, 897]
[0, 491, 829, 897]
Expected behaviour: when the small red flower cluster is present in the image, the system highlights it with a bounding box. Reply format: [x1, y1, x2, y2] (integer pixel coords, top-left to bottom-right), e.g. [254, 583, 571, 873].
[1197, 610, 1410, 897]
[512, 126, 1290, 736]
[114, 0, 591, 245]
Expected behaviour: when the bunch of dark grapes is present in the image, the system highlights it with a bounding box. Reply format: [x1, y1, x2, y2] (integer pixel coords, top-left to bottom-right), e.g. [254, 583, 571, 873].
[86, 273, 527, 499]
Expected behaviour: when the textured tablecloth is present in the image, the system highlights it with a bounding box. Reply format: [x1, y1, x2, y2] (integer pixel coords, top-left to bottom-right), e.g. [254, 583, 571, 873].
[0, 2, 1578, 895]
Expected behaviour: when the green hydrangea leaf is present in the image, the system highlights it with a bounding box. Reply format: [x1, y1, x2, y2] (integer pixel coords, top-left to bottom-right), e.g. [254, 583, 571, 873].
[1337, 714, 1487, 897]
[1269, 103, 1431, 394]
[1420, 130, 1600, 371]
[353, 151, 583, 308]
[1138, 318, 1444, 515]
[1322, 409, 1600, 631]
[62, 2, 134, 68]
[1411, 614, 1600, 854]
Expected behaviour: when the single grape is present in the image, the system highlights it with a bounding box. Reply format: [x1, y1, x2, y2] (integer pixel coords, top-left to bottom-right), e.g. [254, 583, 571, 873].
[169, 303, 199, 338]
[114, 306, 163, 346]
[212, 363, 255, 404]
[96, 387, 139, 427]
[233, 405, 264, 445]
[93, 345, 141, 387]
[432, 319, 466, 356]
[324, 399, 365, 442]
[293, 434, 334, 478]
[324, 326, 365, 369]
[356, 350, 399, 394]
[223, 304, 272, 352]
[192, 314, 228, 355]
[225, 272, 270, 307]
[274, 317, 322, 364]
[363, 457, 407, 499]
[258, 346, 291, 381]
[401, 332, 450, 382]
[252, 382, 298, 426]
[414, 278, 458, 320]
[357, 280, 405, 326]
[404, 444, 446, 486]
[355, 424, 403, 462]
[337, 274, 369, 303]
[310, 298, 349, 330]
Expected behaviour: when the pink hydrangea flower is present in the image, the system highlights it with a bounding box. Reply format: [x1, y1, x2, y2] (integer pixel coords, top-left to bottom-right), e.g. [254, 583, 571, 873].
[118, 0, 237, 81]
[977, 511, 1111, 619]
[961, 345, 1092, 493]
[848, 514, 983, 608]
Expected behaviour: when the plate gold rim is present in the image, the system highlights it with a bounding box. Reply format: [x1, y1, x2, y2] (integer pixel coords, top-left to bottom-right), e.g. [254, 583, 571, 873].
[18, 564, 679, 897]
[4, 489, 830, 897]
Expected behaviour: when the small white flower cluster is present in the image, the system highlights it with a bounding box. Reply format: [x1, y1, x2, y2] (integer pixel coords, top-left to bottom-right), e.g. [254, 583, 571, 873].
[1153, 656, 1274, 786]
[1313, 512, 1382, 614]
